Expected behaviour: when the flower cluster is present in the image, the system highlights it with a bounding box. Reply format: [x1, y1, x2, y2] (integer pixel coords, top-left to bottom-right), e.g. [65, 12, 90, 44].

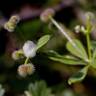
[12, 34, 51, 77]
[12, 40, 36, 77]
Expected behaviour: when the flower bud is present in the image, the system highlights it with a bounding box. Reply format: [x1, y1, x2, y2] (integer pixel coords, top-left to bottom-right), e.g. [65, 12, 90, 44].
[12, 49, 24, 60]
[74, 25, 81, 33]
[85, 12, 94, 21]
[23, 41, 36, 58]
[74, 25, 86, 34]
[40, 8, 55, 22]
[85, 12, 95, 34]
[4, 15, 20, 32]
[9, 15, 20, 24]
[18, 63, 35, 77]
[4, 22, 16, 32]
[81, 26, 86, 33]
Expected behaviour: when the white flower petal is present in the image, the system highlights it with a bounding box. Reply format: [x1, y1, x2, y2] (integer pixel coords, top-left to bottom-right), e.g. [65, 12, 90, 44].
[23, 40, 36, 58]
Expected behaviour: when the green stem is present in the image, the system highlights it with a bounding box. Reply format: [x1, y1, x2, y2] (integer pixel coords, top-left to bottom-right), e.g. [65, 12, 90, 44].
[24, 57, 29, 64]
[86, 34, 91, 63]
[86, 17, 92, 64]
[50, 17, 76, 47]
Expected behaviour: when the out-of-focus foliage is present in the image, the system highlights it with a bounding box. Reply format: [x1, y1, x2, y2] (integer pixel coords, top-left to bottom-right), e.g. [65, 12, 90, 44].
[0, 84, 5, 96]
[25, 81, 54, 96]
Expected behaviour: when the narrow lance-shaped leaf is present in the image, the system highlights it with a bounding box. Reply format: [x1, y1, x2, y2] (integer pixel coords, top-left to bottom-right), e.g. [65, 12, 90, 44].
[36, 35, 51, 50]
[68, 65, 89, 85]
[48, 50, 86, 65]
[50, 57, 86, 65]
[66, 39, 88, 62]
[91, 60, 96, 69]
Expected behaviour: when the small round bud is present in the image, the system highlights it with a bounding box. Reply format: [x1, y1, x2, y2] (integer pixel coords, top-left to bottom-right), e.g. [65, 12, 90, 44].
[18, 63, 35, 77]
[23, 40, 36, 58]
[40, 8, 55, 22]
[4, 15, 20, 32]
[74, 25, 86, 34]
[12, 49, 24, 60]
[4, 22, 16, 32]
[81, 26, 86, 33]
[85, 12, 94, 20]
[74, 25, 81, 33]
[85, 12, 95, 30]
[9, 15, 20, 24]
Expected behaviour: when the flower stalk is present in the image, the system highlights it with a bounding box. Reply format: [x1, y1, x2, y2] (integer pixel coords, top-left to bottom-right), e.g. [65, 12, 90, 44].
[86, 17, 92, 64]
[24, 57, 30, 65]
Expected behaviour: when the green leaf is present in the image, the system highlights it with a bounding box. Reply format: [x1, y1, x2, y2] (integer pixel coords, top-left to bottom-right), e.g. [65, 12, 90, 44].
[93, 49, 96, 59]
[36, 35, 51, 50]
[91, 49, 96, 68]
[68, 65, 89, 85]
[66, 39, 88, 62]
[49, 57, 86, 65]
[47, 50, 61, 57]
[48, 50, 86, 65]
[91, 41, 96, 50]
[91, 59, 96, 69]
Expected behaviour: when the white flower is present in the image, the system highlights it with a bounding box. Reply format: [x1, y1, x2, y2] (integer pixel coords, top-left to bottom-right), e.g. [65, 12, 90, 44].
[23, 40, 36, 58]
